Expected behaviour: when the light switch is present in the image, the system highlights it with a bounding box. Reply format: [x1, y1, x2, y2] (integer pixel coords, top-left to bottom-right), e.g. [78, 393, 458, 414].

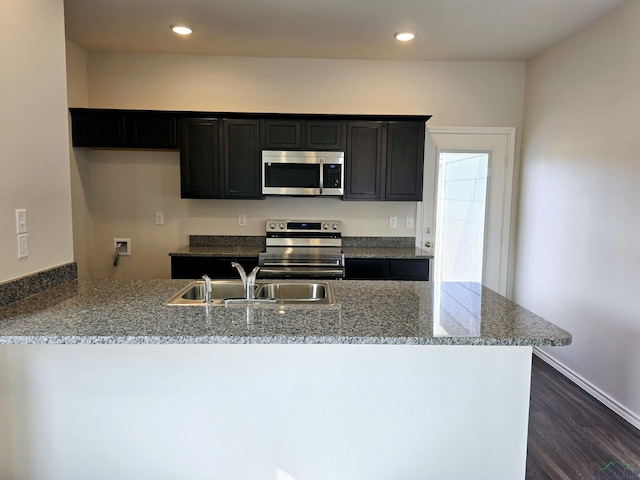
[406, 217, 414, 229]
[155, 212, 164, 225]
[18, 234, 28, 258]
[16, 209, 27, 234]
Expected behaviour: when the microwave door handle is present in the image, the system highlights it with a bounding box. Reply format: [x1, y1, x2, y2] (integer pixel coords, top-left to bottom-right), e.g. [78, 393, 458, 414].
[319, 158, 324, 195]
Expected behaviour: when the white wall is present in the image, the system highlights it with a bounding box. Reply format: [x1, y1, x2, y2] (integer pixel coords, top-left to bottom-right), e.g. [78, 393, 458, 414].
[68, 52, 525, 278]
[65, 40, 93, 279]
[0, 0, 73, 283]
[515, 0, 640, 426]
[0, 344, 533, 479]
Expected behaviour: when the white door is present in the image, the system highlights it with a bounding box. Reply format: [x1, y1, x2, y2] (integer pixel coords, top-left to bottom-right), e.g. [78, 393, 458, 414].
[417, 127, 516, 296]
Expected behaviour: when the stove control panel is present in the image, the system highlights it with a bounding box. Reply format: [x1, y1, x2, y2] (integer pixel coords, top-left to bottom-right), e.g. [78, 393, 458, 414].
[266, 220, 342, 233]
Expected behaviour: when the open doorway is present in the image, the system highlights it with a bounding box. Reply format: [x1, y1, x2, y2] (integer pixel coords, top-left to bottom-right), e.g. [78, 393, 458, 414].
[434, 151, 489, 284]
[419, 127, 516, 296]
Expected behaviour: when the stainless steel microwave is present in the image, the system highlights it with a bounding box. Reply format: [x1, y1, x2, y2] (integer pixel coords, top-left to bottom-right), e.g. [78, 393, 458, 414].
[262, 150, 344, 196]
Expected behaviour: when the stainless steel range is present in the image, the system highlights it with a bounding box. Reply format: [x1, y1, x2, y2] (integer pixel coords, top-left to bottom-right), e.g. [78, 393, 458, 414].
[258, 220, 345, 279]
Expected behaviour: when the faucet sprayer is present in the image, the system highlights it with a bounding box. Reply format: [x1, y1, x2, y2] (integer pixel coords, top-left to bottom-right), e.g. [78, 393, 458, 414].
[231, 262, 260, 299]
[202, 275, 212, 304]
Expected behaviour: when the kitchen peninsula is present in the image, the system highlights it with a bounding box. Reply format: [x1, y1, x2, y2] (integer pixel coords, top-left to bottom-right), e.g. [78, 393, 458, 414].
[0, 279, 570, 479]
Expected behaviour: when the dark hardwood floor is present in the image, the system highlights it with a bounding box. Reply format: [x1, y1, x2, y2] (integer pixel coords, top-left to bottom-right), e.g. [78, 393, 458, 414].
[526, 355, 640, 479]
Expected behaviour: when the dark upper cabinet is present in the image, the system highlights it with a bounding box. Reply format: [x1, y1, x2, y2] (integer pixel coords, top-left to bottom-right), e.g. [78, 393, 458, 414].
[262, 120, 302, 149]
[125, 113, 178, 149]
[345, 120, 424, 201]
[305, 121, 344, 150]
[180, 118, 220, 198]
[180, 118, 262, 199]
[385, 121, 425, 200]
[70, 109, 178, 149]
[344, 121, 384, 200]
[71, 110, 125, 148]
[70, 108, 428, 202]
[223, 119, 262, 198]
[262, 119, 343, 150]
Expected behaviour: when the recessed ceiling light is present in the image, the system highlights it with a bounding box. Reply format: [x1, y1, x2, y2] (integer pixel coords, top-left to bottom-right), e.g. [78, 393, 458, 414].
[394, 31, 416, 42]
[171, 25, 193, 35]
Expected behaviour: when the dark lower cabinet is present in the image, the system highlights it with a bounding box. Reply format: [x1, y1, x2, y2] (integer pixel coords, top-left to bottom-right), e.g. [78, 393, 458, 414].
[173, 256, 428, 280]
[171, 256, 260, 279]
[345, 258, 429, 280]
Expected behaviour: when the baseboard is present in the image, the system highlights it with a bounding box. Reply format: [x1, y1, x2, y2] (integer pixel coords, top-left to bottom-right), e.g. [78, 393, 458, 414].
[533, 347, 640, 431]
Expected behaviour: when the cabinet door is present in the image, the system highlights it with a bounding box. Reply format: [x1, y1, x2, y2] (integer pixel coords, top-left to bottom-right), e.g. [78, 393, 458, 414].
[171, 257, 214, 279]
[344, 121, 384, 200]
[388, 259, 430, 280]
[210, 257, 260, 278]
[305, 121, 344, 150]
[223, 119, 262, 198]
[344, 258, 387, 279]
[262, 120, 302, 149]
[180, 118, 220, 198]
[385, 121, 425, 201]
[125, 113, 178, 149]
[171, 256, 260, 279]
[71, 110, 125, 148]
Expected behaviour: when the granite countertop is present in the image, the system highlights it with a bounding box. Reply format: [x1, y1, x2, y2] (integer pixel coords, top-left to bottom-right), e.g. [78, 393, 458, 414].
[0, 279, 571, 346]
[169, 246, 264, 257]
[169, 245, 431, 259]
[341, 247, 432, 259]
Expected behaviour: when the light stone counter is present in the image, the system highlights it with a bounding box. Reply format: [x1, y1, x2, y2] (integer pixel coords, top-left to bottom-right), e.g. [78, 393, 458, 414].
[0, 278, 571, 479]
[0, 279, 571, 346]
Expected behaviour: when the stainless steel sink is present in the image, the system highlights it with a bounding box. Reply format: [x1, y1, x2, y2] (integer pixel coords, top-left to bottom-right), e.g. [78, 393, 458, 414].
[167, 280, 335, 306]
[256, 283, 329, 302]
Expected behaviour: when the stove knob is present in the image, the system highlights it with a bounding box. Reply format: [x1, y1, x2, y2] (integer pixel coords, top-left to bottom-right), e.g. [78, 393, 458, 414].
[278, 222, 286, 230]
[268, 222, 276, 230]
[322, 223, 329, 230]
[332, 223, 339, 230]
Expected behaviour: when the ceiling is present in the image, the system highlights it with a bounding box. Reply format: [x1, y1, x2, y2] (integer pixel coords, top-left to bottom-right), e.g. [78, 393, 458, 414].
[64, 0, 627, 62]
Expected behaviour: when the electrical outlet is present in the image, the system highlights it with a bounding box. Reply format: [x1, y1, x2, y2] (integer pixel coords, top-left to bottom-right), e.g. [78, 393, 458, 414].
[16, 209, 27, 234]
[406, 217, 414, 229]
[238, 214, 247, 226]
[18, 234, 28, 258]
[114, 238, 131, 256]
[155, 212, 164, 225]
[389, 216, 398, 228]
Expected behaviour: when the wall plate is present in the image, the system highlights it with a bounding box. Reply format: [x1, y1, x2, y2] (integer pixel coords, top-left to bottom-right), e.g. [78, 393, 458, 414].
[114, 238, 131, 256]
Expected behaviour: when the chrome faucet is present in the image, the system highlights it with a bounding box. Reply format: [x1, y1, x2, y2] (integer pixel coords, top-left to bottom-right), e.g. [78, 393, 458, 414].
[231, 262, 260, 299]
[202, 274, 212, 304]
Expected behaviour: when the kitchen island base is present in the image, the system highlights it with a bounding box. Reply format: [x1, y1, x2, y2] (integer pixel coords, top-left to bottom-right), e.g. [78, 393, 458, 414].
[0, 344, 532, 479]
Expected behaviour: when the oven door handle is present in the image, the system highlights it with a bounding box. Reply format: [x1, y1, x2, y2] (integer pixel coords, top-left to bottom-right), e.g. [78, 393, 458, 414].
[259, 267, 345, 278]
[261, 260, 344, 267]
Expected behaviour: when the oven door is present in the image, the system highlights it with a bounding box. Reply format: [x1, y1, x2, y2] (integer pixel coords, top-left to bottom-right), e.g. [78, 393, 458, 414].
[258, 266, 345, 279]
[259, 249, 345, 279]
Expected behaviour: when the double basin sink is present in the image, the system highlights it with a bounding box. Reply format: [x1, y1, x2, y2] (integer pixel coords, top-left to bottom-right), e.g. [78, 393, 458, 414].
[167, 280, 335, 306]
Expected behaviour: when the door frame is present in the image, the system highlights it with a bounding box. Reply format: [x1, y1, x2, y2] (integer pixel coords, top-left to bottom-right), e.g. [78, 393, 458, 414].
[416, 126, 517, 297]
